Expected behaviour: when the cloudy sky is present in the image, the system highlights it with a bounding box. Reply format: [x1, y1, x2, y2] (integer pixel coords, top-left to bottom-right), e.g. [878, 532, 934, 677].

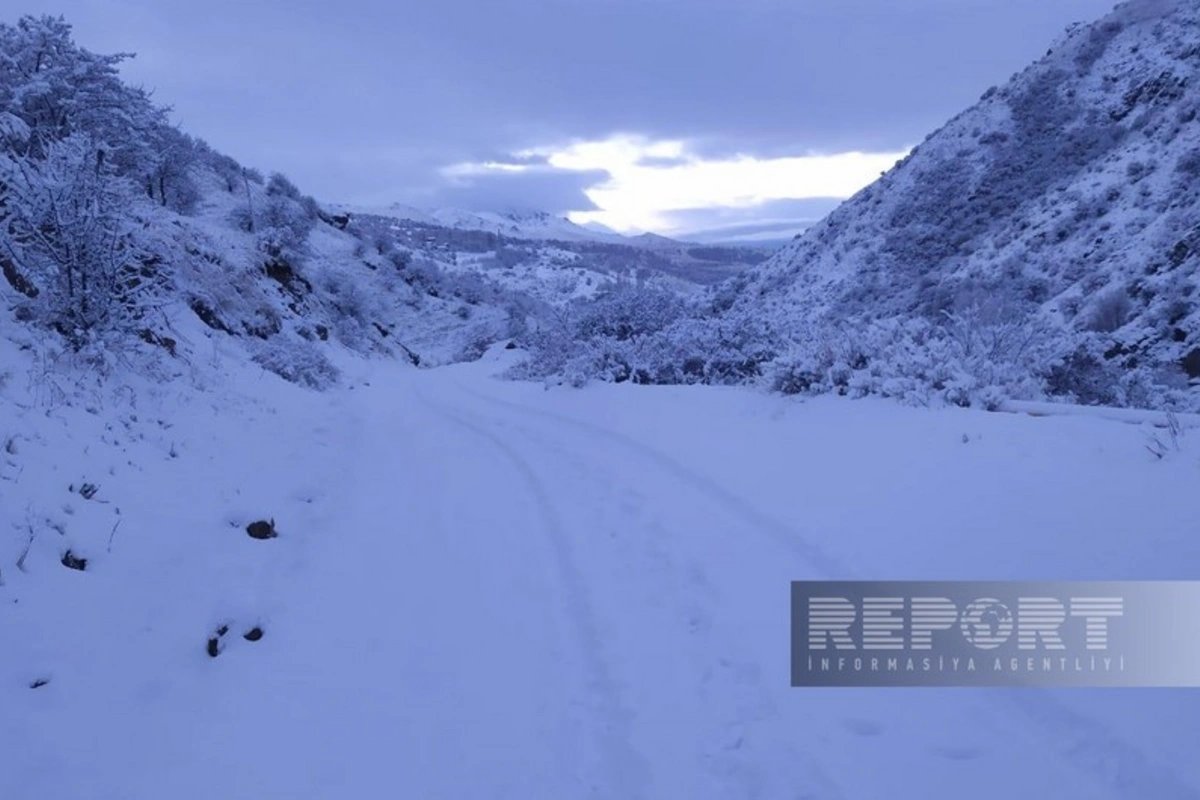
[31, 0, 1116, 238]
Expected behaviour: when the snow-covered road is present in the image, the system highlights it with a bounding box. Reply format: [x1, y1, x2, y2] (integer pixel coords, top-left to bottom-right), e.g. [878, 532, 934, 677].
[4, 347, 1200, 799]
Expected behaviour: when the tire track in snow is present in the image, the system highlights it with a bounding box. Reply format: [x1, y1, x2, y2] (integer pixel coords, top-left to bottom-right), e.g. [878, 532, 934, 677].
[447, 378, 1200, 800]
[411, 385, 651, 800]
[450, 379, 854, 580]
[426, 384, 849, 799]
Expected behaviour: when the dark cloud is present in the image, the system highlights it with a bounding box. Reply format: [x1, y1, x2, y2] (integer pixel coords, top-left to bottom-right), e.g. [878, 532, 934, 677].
[421, 167, 609, 215]
[31, 0, 1117, 211]
[662, 197, 845, 242]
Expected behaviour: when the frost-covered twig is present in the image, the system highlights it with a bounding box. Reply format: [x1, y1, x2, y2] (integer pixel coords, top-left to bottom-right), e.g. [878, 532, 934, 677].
[107, 517, 121, 554]
[16, 522, 37, 572]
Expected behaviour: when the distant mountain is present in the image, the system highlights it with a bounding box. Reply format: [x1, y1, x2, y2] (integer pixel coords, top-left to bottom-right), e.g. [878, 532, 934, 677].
[577, 220, 625, 237]
[332, 203, 627, 244]
[679, 222, 820, 248]
[341, 210, 774, 308]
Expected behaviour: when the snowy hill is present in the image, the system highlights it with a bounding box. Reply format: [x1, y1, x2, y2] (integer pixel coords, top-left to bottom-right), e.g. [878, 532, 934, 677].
[341, 210, 773, 307]
[333, 202, 627, 243]
[712, 0, 1200, 409]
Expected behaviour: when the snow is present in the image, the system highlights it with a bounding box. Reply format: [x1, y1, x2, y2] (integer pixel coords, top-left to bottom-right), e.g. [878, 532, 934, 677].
[4, 340, 1200, 799]
[330, 203, 629, 244]
[7, 7, 1200, 796]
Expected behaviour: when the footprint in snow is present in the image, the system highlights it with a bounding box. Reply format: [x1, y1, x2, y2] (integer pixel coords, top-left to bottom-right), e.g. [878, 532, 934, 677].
[931, 745, 983, 761]
[685, 608, 713, 635]
[842, 718, 884, 737]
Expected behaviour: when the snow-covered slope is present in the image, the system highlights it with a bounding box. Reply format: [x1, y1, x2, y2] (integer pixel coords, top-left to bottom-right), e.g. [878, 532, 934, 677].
[333, 203, 627, 243]
[342, 210, 772, 308]
[1, 14, 519, 379]
[720, 0, 1200, 409]
[4, 345, 1200, 798]
[165, 174, 512, 372]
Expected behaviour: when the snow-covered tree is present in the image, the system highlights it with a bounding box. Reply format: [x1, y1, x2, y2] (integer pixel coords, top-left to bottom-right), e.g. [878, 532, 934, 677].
[0, 132, 161, 346]
[144, 124, 201, 212]
[0, 16, 161, 170]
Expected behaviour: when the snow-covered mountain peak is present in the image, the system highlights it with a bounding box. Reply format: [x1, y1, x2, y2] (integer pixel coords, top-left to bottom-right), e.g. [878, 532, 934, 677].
[331, 202, 627, 243]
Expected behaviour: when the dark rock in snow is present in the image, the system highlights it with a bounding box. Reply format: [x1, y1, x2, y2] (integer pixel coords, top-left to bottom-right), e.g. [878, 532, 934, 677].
[207, 625, 230, 658]
[246, 519, 277, 540]
[1183, 348, 1200, 378]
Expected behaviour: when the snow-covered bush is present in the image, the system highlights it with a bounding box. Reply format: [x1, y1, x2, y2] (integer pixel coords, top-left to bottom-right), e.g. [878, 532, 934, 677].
[248, 337, 340, 390]
[514, 287, 778, 388]
[1039, 332, 1186, 409]
[230, 192, 317, 266]
[442, 270, 493, 305]
[573, 283, 686, 342]
[767, 314, 1055, 410]
[266, 172, 321, 222]
[256, 196, 316, 261]
[513, 283, 689, 382]
[144, 125, 202, 213]
[455, 322, 506, 362]
[265, 172, 303, 200]
[0, 133, 167, 348]
[1086, 287, 1133, 333]
[314, 267, 384, 348]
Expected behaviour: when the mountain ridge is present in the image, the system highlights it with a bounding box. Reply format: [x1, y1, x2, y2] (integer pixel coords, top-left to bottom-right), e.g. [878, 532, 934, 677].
[329, 202, 629, 244]
[710, 0, 1200, 408]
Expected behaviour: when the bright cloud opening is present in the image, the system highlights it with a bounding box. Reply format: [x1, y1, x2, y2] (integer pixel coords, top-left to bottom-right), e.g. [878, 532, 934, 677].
[445, 135, 911, 235]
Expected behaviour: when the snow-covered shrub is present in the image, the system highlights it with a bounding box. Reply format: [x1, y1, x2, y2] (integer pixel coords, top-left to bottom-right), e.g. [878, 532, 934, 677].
[1039, 333, 1184, 408]
[265, 172, 303, 200]
[504, 302, 532, 339]
[229, 180, 316, 267]
[650, 313, 779, 385]
[515, 292, 779, 389]
[265, 172, 321, 222]
[251, 195, 317, 267]
[512, 283, 689, 382]
[443, 270, 493, 305]
[387, 249, 413, 271]
[491, 245, 536, 270]
[372, 234, 394, 256]
[145, 125, 202, 214]
[404, 256, 448, 294]
[767, 313, 1054, 409]
[204, 148, 247, 193]
[510, 308, 575, 379]
[1086, 287, 1133, 332]
[248, 337, 340, 390]
[0, 134, 168, 348]
[228, 204, 255, 233]
[1176, 148, 1200, 178]
[455, 323, 505, 362]
[314, 268, 381, 348]
[572, 283, 686, 342]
